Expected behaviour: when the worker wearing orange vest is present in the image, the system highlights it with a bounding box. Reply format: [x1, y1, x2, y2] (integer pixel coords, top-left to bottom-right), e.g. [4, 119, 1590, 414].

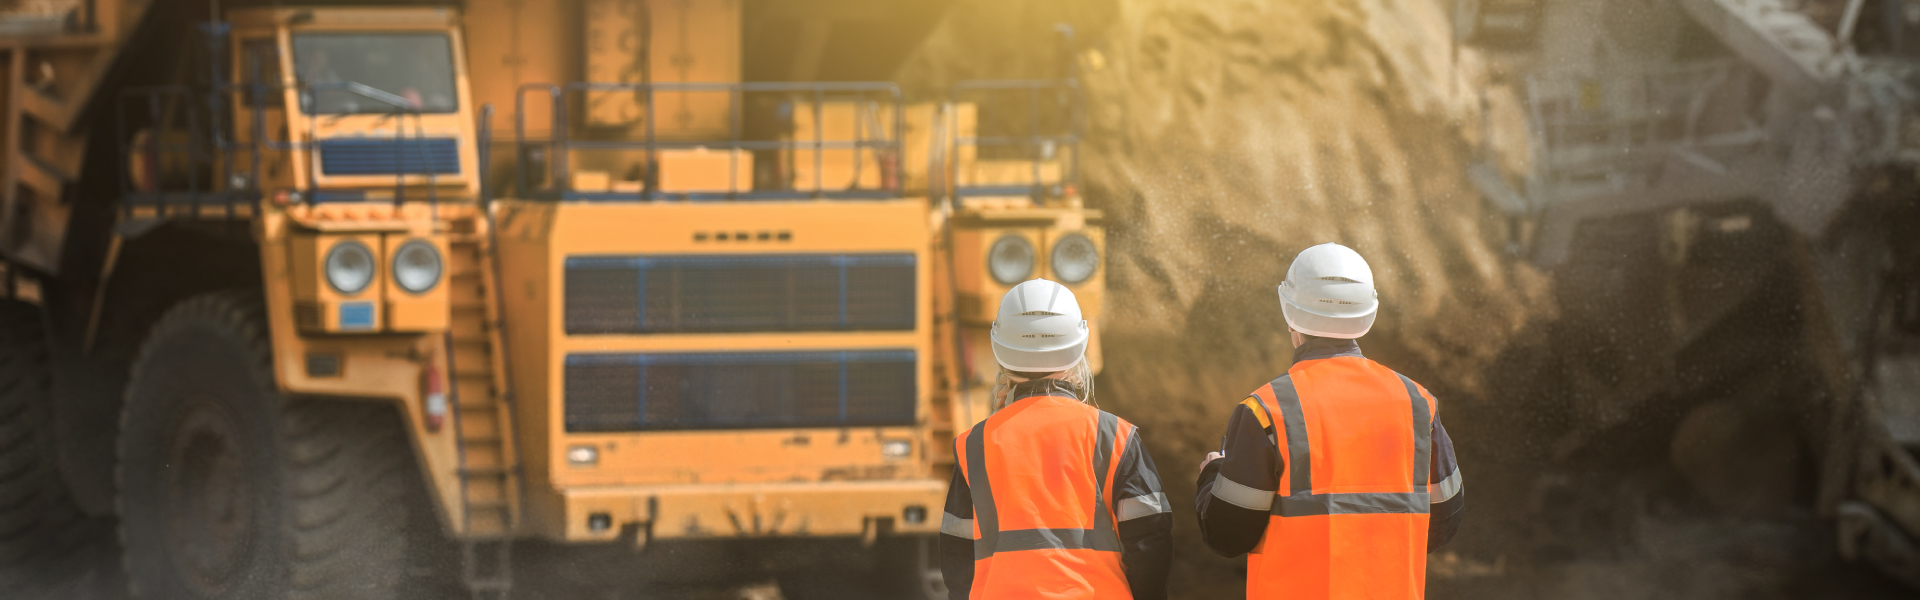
[940, 279, 1172, 599]
[1195, 243, 1465, 599]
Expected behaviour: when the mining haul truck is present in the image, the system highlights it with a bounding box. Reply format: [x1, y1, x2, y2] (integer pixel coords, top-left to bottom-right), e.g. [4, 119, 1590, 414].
[1458, 0, 1920, 588]
[0, 1, 1098, 598]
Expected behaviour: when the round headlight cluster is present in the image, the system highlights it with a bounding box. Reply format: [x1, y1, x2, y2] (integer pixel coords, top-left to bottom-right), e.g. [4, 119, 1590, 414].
[1050, 233, 1099, 284]
[988, 235, 1035, 285]
[392, 240, 444, 294]
[324, 240, 376, 295]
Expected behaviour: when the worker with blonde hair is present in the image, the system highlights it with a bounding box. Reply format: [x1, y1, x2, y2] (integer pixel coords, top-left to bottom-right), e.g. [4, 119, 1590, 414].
[1195, 243, 1465, 599]
[940, 279, 1171, 599]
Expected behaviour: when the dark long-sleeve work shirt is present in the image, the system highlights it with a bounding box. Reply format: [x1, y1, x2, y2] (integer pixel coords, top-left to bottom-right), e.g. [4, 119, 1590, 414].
[1192, 337, 1465, 557]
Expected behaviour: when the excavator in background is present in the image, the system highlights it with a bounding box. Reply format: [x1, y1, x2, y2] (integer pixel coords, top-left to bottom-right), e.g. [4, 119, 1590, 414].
[0, 1, 1098, 598]
[1458, 0, 1920, 588]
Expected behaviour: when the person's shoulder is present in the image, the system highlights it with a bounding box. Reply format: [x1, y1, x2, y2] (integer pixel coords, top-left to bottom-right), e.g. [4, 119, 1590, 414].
[1242, 371, 1295, 402]
[1092, 406, 1143, 432]
[1366, 358, 1438, 402]
[954, 416, 988, 445]
[1247, 371, 1290, 392]
[1091, 404, 1123, 422]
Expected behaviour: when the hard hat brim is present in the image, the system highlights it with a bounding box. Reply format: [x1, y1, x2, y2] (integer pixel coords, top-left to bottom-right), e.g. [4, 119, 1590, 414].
[990, 334, 1089, 372]
[1281, 301, 1375, 339]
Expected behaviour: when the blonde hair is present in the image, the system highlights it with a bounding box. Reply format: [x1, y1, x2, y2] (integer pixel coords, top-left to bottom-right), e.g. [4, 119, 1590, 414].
[989, 358, 1096, 412]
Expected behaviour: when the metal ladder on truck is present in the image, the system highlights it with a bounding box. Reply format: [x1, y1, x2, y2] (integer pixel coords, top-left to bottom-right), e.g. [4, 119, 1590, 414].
[446, 107, 524, 600]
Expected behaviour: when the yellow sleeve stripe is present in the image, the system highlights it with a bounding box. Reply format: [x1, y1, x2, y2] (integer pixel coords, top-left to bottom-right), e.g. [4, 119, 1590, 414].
[1241, 396, 1271, 429]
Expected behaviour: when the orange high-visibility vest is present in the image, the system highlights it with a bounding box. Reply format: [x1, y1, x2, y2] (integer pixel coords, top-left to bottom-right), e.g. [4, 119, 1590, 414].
[1245, 356, 1437, 599]
[953, 394, 1134, 599]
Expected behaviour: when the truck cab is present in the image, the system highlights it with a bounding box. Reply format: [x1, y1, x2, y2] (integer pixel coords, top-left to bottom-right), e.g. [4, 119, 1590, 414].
[224, 7, 478, 202]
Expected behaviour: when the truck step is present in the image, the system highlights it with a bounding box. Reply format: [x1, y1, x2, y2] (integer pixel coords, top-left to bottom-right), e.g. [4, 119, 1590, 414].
[465, 509, 512, 533]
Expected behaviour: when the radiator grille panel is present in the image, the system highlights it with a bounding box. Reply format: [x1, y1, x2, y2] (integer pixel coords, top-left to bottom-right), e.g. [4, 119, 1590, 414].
[318, 137, 461, 176]
[293, 302, 322, 330]
[564, 254, 915, 334]
[563, 350, 917, 432]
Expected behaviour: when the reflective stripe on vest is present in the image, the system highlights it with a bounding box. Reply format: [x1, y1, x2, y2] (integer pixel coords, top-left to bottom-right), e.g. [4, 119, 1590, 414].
[961, 401, 1124, 560]
[1248, 358, 1438, 600]
[1263, 372, 1432, 517]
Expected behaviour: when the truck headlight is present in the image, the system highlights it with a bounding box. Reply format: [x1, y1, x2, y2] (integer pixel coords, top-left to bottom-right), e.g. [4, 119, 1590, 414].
[324, 240, 376, 295]
[567, 445, 599, 466]
[988, 235, 1035, 284]
[1050, 233, 1099, 283]
[881, 439, 912, 459]
[391, 240, 443, 294]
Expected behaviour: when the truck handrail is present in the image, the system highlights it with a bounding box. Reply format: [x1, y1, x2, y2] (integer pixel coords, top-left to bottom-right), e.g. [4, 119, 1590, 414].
[116, 78, 452, 218]
[115, 84, 229, 220]
[944, 78, 1084, 209]
[513, 80, 906, 202]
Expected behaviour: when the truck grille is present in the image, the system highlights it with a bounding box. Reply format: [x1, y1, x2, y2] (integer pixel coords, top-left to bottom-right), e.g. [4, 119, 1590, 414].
[563, 350, 917, 432]
[317, 137, 461, 176]
[564, 254, 915, 334]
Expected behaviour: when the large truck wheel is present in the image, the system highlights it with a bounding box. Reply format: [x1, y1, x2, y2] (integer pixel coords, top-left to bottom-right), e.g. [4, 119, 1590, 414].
[780, 537, 948, 600]
[878, 536, 949, 600]
[117, 292, 412, 600]
[0, 299, 117, 592]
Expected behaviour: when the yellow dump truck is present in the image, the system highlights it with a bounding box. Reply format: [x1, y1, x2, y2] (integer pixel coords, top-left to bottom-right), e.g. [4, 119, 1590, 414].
[0, 1, 1101, 598]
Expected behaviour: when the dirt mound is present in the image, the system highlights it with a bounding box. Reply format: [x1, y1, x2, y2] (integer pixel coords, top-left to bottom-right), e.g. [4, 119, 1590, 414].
[900, 0, 1551, 596]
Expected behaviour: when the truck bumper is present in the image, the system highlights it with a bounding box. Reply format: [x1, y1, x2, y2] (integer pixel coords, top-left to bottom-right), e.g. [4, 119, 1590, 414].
[556, 479, 947, 543]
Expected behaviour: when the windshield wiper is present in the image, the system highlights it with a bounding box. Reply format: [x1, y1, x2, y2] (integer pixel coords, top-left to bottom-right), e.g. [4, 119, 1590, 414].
[309, 81, 417, 126]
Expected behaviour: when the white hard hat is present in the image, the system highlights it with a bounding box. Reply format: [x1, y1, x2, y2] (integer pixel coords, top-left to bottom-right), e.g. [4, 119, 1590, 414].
[1278, 243, 1379, 339]
[990, 279, 1090, 372]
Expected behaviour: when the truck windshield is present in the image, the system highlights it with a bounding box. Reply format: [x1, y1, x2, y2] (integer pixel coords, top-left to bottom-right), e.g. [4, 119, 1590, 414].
[292, 32, 458, 114]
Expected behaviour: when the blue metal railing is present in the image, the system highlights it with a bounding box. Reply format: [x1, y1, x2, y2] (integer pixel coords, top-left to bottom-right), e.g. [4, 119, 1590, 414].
[114, 72, 1082, 216]
[115, 77, 452, 221]
[944, 78, 1084, 208]
[513, 81, 905, 202]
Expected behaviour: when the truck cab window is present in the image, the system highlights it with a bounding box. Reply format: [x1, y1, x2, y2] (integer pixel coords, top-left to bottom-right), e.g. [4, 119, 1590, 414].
[291, 32, 457, 114]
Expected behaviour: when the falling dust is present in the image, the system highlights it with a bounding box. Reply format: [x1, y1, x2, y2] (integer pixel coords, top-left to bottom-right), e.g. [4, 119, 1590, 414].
[898, 0, 1907, 597]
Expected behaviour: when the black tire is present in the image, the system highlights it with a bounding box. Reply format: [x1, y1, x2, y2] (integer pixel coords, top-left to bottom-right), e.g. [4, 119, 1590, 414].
[0, 299, 119, 596]
[877, 536, 948, 600]
[117, 292, 411, 600]
[779, 537, 948, 600]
